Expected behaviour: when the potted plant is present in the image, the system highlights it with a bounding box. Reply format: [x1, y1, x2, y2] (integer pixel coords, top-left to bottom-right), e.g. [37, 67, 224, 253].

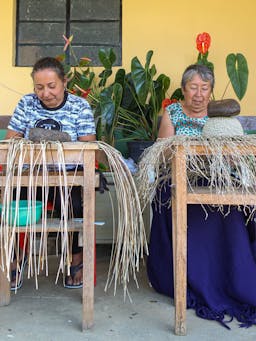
[115, 50, 170, 161]
[96, 50, 170, 161]
[87, 49, 170, 160]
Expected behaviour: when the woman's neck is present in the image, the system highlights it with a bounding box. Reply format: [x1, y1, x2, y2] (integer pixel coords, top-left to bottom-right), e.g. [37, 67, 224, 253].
[181, 102, 208, 118]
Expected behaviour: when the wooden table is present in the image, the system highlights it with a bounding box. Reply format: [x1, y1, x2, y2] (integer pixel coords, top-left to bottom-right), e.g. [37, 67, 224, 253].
[0, 142, 98, 331]
[171, 142, 256, 335]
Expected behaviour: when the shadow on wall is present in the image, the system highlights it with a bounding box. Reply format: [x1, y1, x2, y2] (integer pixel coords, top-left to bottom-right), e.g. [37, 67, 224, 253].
[237, 116, 256, 134]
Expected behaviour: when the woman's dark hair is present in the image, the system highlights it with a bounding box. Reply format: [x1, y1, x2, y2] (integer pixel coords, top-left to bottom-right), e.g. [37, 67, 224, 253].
[181, 64, 215, 90]
[31, 57, 65, 81]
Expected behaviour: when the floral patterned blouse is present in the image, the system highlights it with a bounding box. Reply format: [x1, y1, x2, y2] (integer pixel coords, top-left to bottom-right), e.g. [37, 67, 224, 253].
[166, 102, 208, 136]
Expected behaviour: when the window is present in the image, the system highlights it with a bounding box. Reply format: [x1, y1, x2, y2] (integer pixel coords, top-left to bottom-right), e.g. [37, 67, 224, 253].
[16, 0, 122, 66]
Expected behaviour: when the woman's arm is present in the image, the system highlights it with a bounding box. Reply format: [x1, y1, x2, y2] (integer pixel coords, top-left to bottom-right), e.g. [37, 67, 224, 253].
[78, 134, 96, 142]
[158, 110, 175, 138]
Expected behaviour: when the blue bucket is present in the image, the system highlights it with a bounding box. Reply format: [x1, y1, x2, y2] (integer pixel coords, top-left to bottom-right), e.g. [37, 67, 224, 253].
[0, 200, 42, 226]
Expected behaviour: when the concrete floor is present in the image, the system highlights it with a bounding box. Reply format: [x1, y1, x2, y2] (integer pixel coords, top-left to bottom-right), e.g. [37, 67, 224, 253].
[0, 245, 255, 341]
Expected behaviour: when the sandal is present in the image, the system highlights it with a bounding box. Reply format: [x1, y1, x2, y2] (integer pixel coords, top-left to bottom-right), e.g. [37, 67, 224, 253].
[64, 263, 83, 289]
[11, 256, 27, 291]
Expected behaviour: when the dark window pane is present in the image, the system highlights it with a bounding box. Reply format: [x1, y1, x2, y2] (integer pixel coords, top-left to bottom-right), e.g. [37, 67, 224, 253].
[71, 0, 120, 20]
[17, 46, 64, 66]
[70, 22, 120, 45]
[19, 0, 66, 21]
[16, 0, 122, 66]
[18, 23, 65, 44]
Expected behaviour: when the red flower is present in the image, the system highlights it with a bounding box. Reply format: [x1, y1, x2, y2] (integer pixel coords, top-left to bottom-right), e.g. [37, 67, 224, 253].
[81, 89, 91, 99]
[74, 84, 91, 98]
[162, 98, 177, 109]
[196, 32, 211, 55]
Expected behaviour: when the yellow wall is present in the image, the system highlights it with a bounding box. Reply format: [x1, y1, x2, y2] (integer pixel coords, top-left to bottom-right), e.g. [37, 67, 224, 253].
[1, 0, 256, 115]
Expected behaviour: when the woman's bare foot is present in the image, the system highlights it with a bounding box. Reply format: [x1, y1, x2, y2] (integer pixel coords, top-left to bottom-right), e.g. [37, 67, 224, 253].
[65, 251, 83, 288]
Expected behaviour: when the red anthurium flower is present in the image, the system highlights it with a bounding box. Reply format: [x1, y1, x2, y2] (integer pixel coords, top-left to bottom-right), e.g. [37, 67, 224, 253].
[162, 98, 177, 109]
[74, 84, 91, 98]
[196, 32, 211, 55]
[81, 90, 91, 99]
[63, 34, 73, 51]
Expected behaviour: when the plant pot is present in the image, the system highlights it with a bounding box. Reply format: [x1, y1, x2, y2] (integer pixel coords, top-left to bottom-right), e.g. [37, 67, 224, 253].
[127, 140, 154, 163]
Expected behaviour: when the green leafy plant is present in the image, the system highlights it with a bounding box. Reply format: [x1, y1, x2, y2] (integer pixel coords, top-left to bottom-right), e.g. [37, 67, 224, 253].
[57, 36, 170, 146]
[115, 50, 170, 141]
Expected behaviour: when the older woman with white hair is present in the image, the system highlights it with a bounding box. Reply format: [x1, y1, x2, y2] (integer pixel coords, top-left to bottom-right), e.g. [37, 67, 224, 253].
[147, 64, 256, 329]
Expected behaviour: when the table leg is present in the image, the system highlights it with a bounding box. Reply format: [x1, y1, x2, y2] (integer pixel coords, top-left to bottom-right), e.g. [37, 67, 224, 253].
[82, 150, 95, 330]
[171, 146, 187, 335]
[0, 253, 10, 306]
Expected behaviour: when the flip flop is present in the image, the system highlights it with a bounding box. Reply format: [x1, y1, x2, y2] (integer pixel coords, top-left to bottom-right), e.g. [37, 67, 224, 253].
[64, 263, 83, 289]
[11, 256, 28, 291]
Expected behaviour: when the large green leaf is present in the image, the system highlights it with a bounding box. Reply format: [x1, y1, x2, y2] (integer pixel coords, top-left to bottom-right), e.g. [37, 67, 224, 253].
[171, 87, 184, 101]
[74, 71, 95, 89]
[120, 73, 140, 112]
[154, 74, 171, 112]
[114, 68, 126, 87]
[226, 53, 248, 100]
[98, 48, 116, 87]
[131, 51, 154, 105]
[98, 69, 112, 87]
[98, 48, 116, 69]
[99, 84, 123, 129]
[145, 50, 153, 69]
[100, 88, 115, 126]
[112, 83, 123, 110]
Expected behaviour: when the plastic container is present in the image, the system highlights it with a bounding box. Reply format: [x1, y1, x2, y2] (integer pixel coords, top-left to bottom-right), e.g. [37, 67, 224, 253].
[0, 200, 42, 226]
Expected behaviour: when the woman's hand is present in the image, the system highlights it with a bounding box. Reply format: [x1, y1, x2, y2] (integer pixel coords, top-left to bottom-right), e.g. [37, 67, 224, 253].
[5, 129, 24, 139]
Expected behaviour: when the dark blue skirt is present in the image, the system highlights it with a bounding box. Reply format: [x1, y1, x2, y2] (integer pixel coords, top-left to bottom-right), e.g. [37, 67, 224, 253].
[147, 184, 256, 328]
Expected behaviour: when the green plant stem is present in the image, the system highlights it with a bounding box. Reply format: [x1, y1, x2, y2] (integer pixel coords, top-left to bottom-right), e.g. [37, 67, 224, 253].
[69, 45, 90, 75]
[221, 80, 231, 100]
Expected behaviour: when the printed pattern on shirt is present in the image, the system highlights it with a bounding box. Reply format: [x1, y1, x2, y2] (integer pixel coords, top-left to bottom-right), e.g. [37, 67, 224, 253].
[166, 102, 208, 136]
[8, 93, 96, 141]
